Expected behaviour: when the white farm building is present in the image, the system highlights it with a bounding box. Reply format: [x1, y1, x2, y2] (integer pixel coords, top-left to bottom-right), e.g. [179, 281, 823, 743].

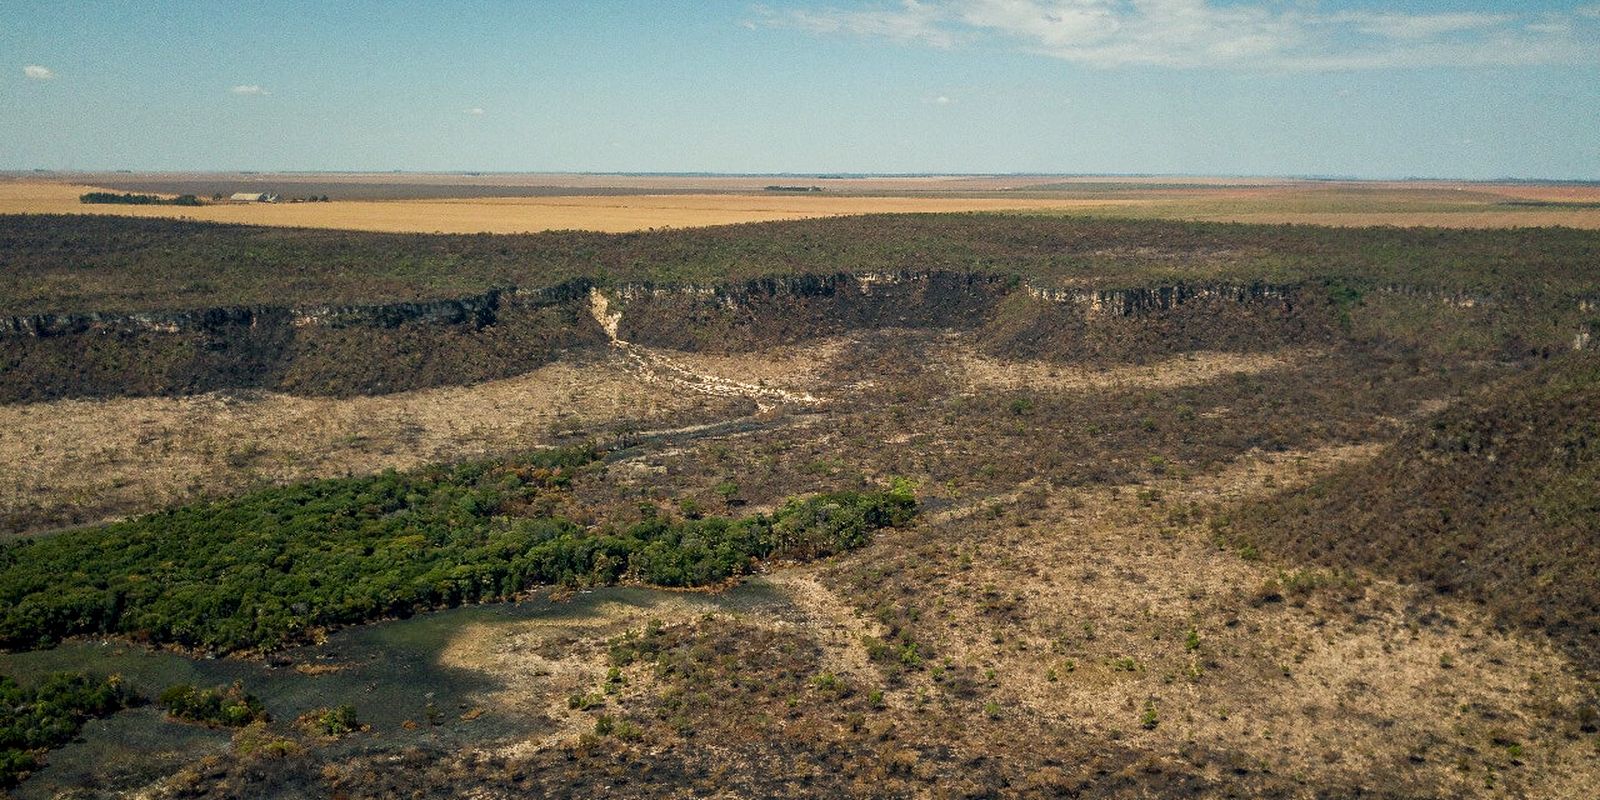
[229, 192, 278, 203]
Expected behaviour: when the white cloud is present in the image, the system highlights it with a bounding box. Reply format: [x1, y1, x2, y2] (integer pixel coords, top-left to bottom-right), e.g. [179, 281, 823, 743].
[751, 1, 1600, 70]
[1324, 11, 1513, 41]
[752, 0, 956, 47]
[229, 84, 269, 96]
[23, 65, 55, 80]
[464, 107, 486, 115]
[935, 94, 952, 104]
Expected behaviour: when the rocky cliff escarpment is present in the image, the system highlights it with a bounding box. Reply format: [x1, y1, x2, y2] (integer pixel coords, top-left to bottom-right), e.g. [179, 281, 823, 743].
[2, 271, 1589, 403]
[0, 282, 605, 403]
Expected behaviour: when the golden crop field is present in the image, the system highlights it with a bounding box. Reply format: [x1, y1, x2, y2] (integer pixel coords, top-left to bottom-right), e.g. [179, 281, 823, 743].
[3, 176, 1598, 233]
[0, 180, 1147, 234]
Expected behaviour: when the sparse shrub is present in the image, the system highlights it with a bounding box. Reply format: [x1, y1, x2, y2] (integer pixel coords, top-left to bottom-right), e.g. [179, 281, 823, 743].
[567, 692, 604, 711]
[158, 682, 267, 727]
[299, 705, 359, 737]
[1140, 701, 1159, 730]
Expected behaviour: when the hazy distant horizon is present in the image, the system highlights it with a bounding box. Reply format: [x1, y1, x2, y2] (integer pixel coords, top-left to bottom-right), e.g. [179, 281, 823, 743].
[12, 169, 1600, 185]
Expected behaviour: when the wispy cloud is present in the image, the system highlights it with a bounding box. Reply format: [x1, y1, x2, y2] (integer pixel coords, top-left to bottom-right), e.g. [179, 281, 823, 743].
[464, 107, 486, 116]
[229, 84, 269, 96]
[751, 1, 1600, 70]
[23, 65, 55, 80]
[752, 0, 956, 47]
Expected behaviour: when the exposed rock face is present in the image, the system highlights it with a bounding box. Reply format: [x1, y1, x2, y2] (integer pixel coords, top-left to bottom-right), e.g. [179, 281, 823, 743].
[0, 272, 1588, 402]
[0, 283, 605, 402]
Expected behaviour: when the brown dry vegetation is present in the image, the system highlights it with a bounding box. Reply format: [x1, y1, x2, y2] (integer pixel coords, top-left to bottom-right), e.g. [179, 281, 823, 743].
[6, 176, 1600, 234]
[143, 362, 1599, 798]
[126, 321, 1600, 798]
[0, 353, 740, 534]
[0, 339, 1300, 536]
[5, 209, 1598, 798]
[0, 181, 1146, 234]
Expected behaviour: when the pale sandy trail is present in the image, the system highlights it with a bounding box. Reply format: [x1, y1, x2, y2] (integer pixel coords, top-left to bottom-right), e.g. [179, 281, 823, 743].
[587, 288, 819, 412]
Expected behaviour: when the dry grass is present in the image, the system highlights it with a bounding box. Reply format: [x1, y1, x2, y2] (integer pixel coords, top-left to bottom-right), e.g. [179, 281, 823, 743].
[398, 441, 1599, 798]
[0, 355, 742, 534]
[826, 443, 1600, 797]
[0, 331, 859, 534]
[7, 177, 1598, 233]
[0, 339, 1305, 535]
[938, 341, 1321, 394]
[0, 181, 1143, 234]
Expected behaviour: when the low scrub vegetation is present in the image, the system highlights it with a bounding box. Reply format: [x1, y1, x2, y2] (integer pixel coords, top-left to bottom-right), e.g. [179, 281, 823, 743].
[0, 445, 915, 654]
[0, 672, 138, 786]
[158, 682, 268, 727]
[4, 213, 1598, 315]
[1227, 352, 1600, 670]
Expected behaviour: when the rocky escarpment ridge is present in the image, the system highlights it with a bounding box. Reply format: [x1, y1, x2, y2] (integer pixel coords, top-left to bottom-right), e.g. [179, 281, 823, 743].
[0, 281, 596, 338]
[1, 271, 1590, 403]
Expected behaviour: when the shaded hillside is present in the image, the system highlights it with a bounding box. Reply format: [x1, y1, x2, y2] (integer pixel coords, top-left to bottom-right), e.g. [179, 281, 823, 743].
[4, 214, 1595, 403]
[1229, 352, 1600, 671]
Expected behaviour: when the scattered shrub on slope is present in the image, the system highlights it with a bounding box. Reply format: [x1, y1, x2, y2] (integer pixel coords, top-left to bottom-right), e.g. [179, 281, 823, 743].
[1227, 352, 1600, 670]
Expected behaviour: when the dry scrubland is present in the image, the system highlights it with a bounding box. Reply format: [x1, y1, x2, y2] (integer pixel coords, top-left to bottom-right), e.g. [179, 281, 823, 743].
[102, 335, 1600, 800]
[4, 174, 1600, 233]
[1, 210, 1598, 798]
[0, 342, 1299, 534]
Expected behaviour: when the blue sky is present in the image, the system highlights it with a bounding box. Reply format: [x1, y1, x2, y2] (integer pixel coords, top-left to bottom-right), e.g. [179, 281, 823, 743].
[2, 1, 1597, 178]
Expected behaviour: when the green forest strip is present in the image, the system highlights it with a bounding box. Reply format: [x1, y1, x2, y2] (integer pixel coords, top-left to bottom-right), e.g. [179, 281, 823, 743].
[0, 672, 138, 786]
[0, 445, 916, 654]
[4, 213, 1599, 315]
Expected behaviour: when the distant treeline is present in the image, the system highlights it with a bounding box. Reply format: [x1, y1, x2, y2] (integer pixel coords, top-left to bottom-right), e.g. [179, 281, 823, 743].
[79, 191, 202, 206]
[0, 445, 916, 654]
[5, 213, 1600, 316]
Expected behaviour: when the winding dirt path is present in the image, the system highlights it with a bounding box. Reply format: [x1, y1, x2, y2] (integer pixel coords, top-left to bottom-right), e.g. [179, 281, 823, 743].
[588, 288, 819, 412]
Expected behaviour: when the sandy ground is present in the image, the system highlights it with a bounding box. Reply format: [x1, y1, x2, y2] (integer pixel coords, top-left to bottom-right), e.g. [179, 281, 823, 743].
[6, 177, 1598, 233]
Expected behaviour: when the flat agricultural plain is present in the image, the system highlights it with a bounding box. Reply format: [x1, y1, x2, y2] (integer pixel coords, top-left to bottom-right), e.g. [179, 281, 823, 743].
[4, 173, 1599, 233]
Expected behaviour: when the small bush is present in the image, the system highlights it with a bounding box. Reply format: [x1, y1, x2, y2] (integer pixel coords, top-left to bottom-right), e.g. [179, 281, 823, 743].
[158, 682, 267, 727]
